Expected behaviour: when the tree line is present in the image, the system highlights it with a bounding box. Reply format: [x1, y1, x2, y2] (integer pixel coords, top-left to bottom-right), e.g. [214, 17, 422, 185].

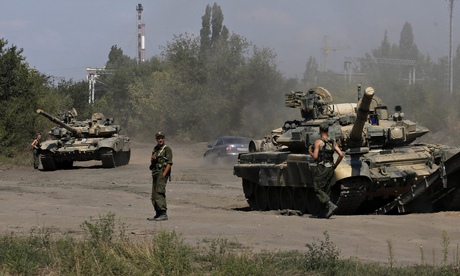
[1, 3, 460, 160]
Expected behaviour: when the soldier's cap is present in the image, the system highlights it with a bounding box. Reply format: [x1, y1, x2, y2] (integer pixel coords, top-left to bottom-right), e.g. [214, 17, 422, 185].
[319, 123, 329, 132]
[155, 132, 165, 138]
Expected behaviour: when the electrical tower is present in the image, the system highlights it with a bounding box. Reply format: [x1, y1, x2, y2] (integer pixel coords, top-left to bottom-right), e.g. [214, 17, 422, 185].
[344, 57, 416, 84]
[321, 36, 350, 72]
[137, 3, 145, 64]
[86, 67, 114, 103]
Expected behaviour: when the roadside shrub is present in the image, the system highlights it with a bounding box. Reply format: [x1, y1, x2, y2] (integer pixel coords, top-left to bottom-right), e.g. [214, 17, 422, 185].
[304, 231, 341, 271]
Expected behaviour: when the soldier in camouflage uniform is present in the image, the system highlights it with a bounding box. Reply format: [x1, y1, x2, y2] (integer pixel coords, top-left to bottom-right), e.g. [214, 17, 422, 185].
[308, 123, 344, 218]
[147, 132, 173, 221]
[31, 133, 42, 170]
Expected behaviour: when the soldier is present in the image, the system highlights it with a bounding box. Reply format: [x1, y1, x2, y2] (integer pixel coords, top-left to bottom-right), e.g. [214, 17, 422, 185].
[147, 132, 173, 221]
[31, 133, 42, 170]
[308, 123, 344, 218]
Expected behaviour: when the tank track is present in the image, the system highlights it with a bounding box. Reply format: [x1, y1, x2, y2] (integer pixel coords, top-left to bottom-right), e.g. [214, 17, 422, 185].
[434, 188, 460, 211]
[242, 179, 309, 213]
[444, 189, 460, 211]
[39, 151, 57, 171]
[101, 149, 131, 168]
[334, 180, 367, 215]
[242, 178, 366, 215]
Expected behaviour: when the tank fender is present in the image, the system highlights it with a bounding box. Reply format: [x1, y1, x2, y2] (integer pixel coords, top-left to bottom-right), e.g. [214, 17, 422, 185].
[333, 157, 371, 185]
[97, 139, 116, 149]
[97, 136, 130, 152]
[40, 140, 60, 151]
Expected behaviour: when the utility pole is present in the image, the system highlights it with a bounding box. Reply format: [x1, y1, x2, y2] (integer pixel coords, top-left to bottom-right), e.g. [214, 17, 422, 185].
[136, 3, 145, 64]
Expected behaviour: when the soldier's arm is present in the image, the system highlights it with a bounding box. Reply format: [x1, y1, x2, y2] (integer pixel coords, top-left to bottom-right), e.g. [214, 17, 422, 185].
[162, 164, 171, 178]
[334, 142, 344, 168]
[162, 147, 173, 178]
[31, 139, 38, 149]
[309, 139, 321, 160]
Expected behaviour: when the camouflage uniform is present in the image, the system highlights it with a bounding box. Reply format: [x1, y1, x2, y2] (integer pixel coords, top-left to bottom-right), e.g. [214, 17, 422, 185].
[31, 135, 41, 170]
[312, 138, 335, 204]
[150, 142, 173, 217]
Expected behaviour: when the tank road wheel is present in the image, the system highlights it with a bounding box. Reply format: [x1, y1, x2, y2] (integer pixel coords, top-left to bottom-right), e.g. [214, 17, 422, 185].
[279, 187, 293, 210]
[39, 151, 57, 171]
[255, 185, 269, 211]
[268, 187, 280, 210]
[242, 179, 257, 210]
[292, 188, 308, 214]
[306, 188, 324, 217]
[101, 148, 116, 168]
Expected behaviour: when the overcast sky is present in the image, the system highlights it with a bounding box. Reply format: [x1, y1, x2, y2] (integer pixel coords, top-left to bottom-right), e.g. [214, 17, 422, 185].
[1, 1, 457, 81]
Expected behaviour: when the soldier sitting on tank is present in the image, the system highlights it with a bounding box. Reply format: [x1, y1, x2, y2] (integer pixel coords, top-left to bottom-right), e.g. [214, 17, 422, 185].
[308, 123, 344, 218]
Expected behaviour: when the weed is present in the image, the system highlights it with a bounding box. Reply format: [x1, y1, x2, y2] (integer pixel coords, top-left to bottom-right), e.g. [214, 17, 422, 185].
[304, 231, 340, 271]
[442, 230, 450, 267]
[420, 245, 425, 266]
[80, 212, 118, 245]
[387, 239, 394, 268]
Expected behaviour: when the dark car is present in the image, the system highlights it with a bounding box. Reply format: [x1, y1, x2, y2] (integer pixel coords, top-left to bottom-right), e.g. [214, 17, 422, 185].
[203, 136, 251, 164]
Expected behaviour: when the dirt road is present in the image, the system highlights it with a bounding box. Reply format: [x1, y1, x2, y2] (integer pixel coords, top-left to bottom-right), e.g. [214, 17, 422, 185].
[1, 141, 459, 266]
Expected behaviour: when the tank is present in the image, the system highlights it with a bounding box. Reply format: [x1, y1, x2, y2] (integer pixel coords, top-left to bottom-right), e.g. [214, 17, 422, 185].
[36, 108, 131, 171]
[234, 85, 460, 215]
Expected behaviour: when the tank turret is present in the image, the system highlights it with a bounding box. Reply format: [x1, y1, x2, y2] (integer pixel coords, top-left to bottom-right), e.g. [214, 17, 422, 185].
[37, 109, 120, 139]
[266, 87, 356, 153]
[337, 85, 429, 150]
[37, 109, 80, 137]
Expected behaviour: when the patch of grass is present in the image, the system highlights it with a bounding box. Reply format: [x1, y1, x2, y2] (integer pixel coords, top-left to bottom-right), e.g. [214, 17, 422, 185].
[2, 213, 460, 275]
[0, 149, 32, 167]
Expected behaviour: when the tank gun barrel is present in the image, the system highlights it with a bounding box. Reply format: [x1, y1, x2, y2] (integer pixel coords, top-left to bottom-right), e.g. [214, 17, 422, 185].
[349, 87, 374, 147]
[36, 109, 80, 136]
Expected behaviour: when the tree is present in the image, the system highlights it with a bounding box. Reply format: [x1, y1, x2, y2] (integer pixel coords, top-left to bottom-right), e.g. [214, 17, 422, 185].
[376, 30, 391, 58]
[211, 3, 224, 48]
[200, 5, 212, 54]
[0, 39, 67, 158]
[399, 22, 418, 61]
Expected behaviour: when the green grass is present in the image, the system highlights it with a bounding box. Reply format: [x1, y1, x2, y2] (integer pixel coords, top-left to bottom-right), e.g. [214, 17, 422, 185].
[1, 213, 460, 275]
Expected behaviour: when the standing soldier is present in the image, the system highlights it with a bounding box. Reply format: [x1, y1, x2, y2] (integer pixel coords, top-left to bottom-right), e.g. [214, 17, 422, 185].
[308, 123, 344, 218]
[147, 132, 173, 221]
[31, 133, 42, 170]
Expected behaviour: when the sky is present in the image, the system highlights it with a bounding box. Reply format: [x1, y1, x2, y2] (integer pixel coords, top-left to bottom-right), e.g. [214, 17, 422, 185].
[1, 1, 457, 81]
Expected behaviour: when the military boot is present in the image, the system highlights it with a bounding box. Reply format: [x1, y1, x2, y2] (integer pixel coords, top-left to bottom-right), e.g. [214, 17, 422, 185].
[154, 211, 168, 221]
[325, 201, 338, 219]
[147, 211, 160, 221]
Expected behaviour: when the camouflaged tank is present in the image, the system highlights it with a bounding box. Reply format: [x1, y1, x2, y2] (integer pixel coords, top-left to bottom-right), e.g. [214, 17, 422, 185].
[36, 108, 131, 171]
[234, 85, 460, 216]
